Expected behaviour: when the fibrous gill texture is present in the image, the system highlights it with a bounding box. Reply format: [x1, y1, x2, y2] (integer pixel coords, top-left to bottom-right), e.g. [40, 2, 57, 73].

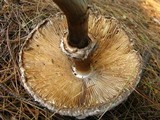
[20, 15, 141, 117]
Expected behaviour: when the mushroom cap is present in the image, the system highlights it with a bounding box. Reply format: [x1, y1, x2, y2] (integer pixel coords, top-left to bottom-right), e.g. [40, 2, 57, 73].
[19, 15, 142, 118]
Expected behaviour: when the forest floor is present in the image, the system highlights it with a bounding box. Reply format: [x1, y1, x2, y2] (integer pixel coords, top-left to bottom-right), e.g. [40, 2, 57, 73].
[0, 0, 160, 120]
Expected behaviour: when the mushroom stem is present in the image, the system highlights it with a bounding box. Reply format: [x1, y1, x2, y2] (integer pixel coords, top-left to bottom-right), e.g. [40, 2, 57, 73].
[53, 0, 95, 76]
[53, 0, 90, 48]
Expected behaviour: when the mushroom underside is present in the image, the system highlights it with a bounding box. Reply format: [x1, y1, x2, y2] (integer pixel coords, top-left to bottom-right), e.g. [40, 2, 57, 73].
[19, 15, 142, 118]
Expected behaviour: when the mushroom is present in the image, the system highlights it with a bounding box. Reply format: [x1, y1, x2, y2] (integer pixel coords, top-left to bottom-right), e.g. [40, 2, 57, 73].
[19, 0, 142, 118]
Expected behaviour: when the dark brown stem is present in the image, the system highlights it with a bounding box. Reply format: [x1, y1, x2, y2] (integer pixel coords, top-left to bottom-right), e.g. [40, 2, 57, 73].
[53, 0, 90, 48]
